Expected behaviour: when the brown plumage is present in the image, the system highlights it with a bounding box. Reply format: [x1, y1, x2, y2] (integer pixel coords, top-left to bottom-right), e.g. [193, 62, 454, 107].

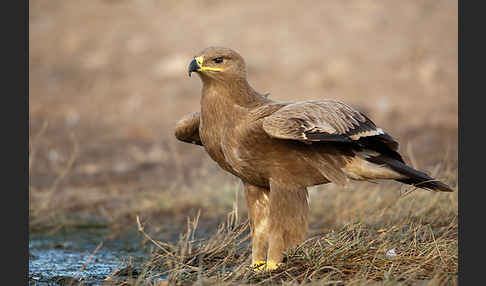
[175, 47, 454, 271]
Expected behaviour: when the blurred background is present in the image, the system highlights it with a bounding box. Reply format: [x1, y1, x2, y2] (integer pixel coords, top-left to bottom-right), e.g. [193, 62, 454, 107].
[29, 0, 457, 235]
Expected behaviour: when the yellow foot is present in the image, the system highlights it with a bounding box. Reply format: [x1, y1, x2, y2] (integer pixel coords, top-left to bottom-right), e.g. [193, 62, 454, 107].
[250, 260, 281, 272]
[250, 260, 266, 271]
[265, 260, 281, 271]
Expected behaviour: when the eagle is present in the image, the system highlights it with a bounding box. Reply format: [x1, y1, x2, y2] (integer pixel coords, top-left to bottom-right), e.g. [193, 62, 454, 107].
[174, 47, 453, 271]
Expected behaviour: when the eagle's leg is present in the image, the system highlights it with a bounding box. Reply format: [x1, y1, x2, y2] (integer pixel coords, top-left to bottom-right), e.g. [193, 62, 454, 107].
[266, 181, 309, 270]
[243, 182, 270, 268]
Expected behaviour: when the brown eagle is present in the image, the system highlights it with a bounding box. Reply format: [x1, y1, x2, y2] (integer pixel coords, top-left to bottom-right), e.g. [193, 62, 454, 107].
[174, 47, 453, 271]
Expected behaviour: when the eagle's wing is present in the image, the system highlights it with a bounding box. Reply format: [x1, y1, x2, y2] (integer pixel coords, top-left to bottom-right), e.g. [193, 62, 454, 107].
[174, 112, 203, 146]
[262, 99, 399, 151]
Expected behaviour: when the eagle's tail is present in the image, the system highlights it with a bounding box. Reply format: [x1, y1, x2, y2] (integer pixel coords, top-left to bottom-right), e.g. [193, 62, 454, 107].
[366, 155, 454, 192]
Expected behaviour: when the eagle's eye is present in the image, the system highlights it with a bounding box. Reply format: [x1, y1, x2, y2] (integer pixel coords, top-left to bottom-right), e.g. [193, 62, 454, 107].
[213, 57, 224, 64]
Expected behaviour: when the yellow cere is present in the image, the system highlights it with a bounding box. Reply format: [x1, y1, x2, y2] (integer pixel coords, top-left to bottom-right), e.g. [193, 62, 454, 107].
[195, 56, 204, 66]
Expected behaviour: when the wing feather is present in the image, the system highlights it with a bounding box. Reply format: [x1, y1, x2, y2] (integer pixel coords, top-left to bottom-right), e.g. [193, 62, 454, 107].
[262, 99, 399, 150]
[174, 112, 203, 146]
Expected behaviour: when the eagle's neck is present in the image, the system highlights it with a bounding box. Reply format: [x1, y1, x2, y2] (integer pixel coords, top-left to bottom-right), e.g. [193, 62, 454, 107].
[201, 77, 269, 110]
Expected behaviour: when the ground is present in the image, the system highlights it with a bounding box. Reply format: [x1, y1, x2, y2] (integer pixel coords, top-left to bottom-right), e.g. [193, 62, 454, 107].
[29, 1, 457, 285]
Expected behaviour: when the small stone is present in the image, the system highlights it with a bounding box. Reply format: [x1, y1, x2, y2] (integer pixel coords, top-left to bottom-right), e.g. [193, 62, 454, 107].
[385, 248, 397, 258]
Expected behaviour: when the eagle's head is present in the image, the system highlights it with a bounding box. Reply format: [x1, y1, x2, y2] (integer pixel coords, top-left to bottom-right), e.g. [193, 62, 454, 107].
[188, 47, 247, 81]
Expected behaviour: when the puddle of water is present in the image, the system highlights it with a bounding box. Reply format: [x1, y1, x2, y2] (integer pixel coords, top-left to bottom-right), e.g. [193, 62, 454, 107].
[29, 228, 155, 285]
[30, 248, 123, 284]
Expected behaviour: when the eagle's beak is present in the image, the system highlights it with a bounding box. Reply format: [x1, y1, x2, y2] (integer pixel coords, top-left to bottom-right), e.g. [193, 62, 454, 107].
[188, 57, 201, 77]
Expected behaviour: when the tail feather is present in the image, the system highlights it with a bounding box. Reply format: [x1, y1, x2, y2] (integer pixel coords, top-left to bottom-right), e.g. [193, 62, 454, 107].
[395, 177, 454, 192]
[366, 155, 454, 192]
